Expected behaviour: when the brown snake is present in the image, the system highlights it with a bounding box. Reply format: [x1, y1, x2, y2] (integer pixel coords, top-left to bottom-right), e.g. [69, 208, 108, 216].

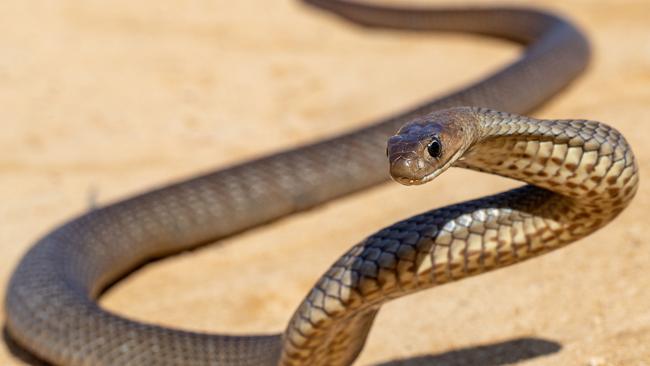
[4, 1, 639, 365]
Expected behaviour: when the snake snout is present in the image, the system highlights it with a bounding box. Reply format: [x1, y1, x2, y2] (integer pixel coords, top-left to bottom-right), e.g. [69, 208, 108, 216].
[389, 155, 429, 185]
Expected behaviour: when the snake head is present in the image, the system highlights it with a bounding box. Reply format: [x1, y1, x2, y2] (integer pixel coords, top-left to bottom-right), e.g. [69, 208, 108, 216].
[387, 107, 477, 186]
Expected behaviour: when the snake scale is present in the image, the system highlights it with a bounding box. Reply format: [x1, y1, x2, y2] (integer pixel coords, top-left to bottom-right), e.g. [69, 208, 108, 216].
[4, 0, 639, 365]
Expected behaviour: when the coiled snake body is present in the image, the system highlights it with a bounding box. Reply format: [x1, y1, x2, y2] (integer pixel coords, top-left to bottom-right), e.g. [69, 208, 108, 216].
[4, 1, 639, 365]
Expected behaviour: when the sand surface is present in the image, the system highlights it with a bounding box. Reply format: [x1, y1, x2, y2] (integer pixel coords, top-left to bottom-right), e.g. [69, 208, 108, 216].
[1, 0, 649, 365]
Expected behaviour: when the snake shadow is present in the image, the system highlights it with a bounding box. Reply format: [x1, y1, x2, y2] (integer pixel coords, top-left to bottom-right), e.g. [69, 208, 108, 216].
[372, 337, 561, 366]
[3, 326, 560, 366]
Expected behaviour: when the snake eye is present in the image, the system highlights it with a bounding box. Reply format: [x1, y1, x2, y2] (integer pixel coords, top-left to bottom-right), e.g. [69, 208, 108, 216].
[427, 138, 442, 158]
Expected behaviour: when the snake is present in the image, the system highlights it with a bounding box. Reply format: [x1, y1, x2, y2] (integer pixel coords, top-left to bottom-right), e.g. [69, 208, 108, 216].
[4, 0, 640, 365]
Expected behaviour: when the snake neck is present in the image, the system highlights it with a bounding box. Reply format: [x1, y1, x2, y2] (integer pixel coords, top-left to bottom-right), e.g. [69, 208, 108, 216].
[456, 108, 638, 210]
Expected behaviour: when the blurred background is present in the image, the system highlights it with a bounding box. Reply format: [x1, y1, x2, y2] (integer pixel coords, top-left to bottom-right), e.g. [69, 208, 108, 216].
[1, 0, 648, 365]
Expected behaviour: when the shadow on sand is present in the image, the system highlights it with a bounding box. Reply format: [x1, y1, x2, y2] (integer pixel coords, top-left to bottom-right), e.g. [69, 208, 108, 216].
[373, 337, 561, 366]
[4, 327, 559, 366]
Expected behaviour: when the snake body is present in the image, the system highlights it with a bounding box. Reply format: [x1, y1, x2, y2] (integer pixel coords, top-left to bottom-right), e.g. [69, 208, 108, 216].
[5, 1, 638, 366]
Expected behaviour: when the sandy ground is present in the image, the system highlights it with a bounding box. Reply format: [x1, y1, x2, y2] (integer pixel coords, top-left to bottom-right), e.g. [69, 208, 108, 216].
[1, 0, 649, 365]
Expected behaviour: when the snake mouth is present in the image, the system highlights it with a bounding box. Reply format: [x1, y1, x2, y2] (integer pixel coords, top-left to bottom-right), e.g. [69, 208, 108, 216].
[391, 166, 440, 186]
[393, 177, 423, 186]
[393, 169, 440, 186]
